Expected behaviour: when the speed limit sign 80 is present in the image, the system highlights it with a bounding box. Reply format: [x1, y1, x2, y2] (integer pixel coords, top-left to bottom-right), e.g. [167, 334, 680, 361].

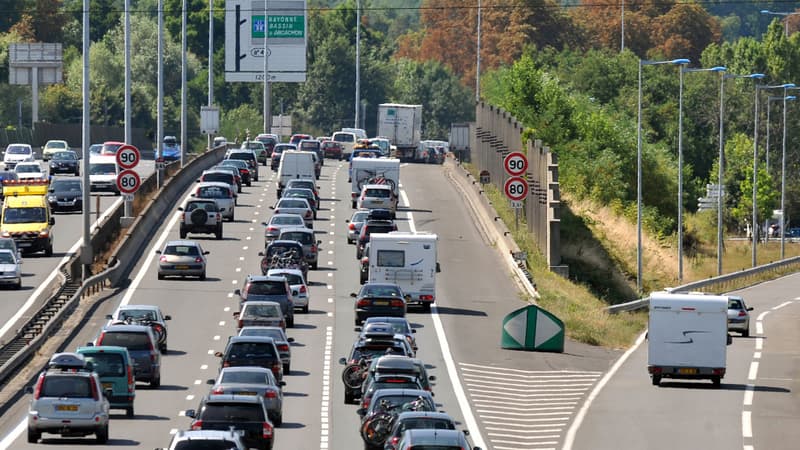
[117, 169, 141, 194]
[504, 176, 529, 201]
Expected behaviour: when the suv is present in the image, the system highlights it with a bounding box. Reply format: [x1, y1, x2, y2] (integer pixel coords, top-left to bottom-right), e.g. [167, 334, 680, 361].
[185, 395, 274, 450]
[277, 227, 321, 269]
[76, 346, 136, 417]
[357, 219, 398, 259]
[179, 199, 223, 239]
[192, 182, 236, 221]
[226, 149, 259, 181]
[215, 335, 284, 382]
[94, 324, 162, 387]
[26, 353, 110, 444]
[236, 274, 295, 327]
[159, 429, 246, 450]
[241, 140, 268, 165]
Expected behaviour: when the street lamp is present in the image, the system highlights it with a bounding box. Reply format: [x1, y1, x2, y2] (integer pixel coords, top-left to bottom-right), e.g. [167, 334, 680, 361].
[355, 0, 361, 128]
[760, 9, 800, 37]
[636, 58, 689, 292]
[766, 95, 788, 175]
[779, 90, 797, 258]
[676, 64, 720, 282]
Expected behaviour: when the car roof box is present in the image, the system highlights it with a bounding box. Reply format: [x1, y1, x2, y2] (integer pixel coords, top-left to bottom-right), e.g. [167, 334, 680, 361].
[48, 352, 87, 370]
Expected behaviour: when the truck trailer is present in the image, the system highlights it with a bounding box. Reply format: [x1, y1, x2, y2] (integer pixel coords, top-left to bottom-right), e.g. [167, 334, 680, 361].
[377, 104, 422, 162]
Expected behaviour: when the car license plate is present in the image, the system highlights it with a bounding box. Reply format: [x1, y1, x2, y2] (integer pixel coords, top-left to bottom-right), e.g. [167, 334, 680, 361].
[237, 391, 256, 396]
[102, 383, 113, 390]
[678, 368, 697, 375]
[58, 201, 75, 206]
[18, 242, 31, 248]
[373, 300, 389, 306]
[175, 265, 189, 269]
[56, 404, 78, 412]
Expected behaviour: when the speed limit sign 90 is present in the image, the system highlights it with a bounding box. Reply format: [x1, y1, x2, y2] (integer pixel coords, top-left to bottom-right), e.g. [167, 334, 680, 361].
[504, 151, 528, 176]
[504, 176, 529, 201]
[115, 144, 141, 170]
[116, 169, 141, 194]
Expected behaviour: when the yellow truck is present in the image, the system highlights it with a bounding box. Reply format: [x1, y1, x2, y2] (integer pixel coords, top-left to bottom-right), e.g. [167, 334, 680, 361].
[1, 179, 55, 256]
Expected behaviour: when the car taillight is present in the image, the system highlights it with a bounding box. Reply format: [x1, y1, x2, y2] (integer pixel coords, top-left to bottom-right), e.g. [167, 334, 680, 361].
[352, 192, 357, 199]
[305, 211, 311, 218]
[362, 398, 370, 409]
[262, 422, 274, 438]
[311, 244, 317, 253]
[195, 256, 203, 263]
[361, 257, 368, 264]
[33, 374, 45, 400]
[391, 299, 405, 307]
[90, 378, 100, 401]
[267, 226, 278, 232]
[96, 332, 106, 345]
[152, 324, 163, 335]
[420, 295, 434, 301]
[127, 365, 135, 392]
[180, 214, 185, 223]
[277, 344, 289, 352]
[190, 420, 203, 430]
[299, 285, 307, 294]
[357, 299, 370, 307]
[389, 437, 400, 447]
[264, 390, 278, 399]
[279, 319, 286, 329]
[272, 362, 281, 376]
[738, 311, 747, 317]
[222, 361, 231, 368]
[212, 387, 224, 394]
[349, 223, 355, 230]
[149, 343, 157, 363]
[216, 213, 221, 221]
[238, 319, 243, 329]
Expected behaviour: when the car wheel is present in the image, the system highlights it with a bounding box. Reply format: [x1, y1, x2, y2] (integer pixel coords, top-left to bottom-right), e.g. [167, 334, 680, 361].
[742, 327, 750, 337]
[287, 317, 294, 328]
[179, 228, 187, 239]
[311, 261, 318, 270]
[651, 375, 661, 386]
[158, 272, 165, 280]
[711, 375, 721, 388]
[230, 211, 235, 222]
[199, 271, 207, 281]
[15, 279, 22, 290]
[420, 303, 432, 312]
[96, 423, 109, 444]
[283, 363, 290, 374]
[302, 305, 309, 314]
[248, 181, 252, 187]
[216, 226, 223, 240]
[160, 343, 167, 353]
[150, 375, 161, 388]
[347, 238, 353, 244]
[351, 200, 357, 208]
[27, 428, 40, 443]
[126, 406, 135, 418]
[344, 391, 355, 404]
[45, 243, 53, 257]
[75, 170, 80, 176]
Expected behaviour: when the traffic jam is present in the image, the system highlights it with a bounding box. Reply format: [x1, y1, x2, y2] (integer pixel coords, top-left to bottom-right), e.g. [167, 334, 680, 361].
[2, 134, 481, 449]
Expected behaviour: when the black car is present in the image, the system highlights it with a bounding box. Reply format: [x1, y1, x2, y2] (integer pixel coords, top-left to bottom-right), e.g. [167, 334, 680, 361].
[260, 240, 309, 281]
[48, 150, 80, 175]
[46, 177, 83, 212]
[215, 336, 284, 381]
[185, 394, 275, 450]
[352, 283, 408, 325]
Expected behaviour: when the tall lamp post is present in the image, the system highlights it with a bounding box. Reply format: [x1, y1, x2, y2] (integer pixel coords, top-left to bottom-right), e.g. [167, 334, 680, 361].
[636, 58, 689, 292]
[766, 95, 787, 175]
[761, 9, 800, 37]
[354, 0, 361, 128]
[779, 89, 796, 258]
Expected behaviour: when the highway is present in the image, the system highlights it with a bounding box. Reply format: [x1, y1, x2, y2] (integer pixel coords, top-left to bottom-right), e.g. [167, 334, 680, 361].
[0, 156, 794, 450]
[0, 160, 155, 344]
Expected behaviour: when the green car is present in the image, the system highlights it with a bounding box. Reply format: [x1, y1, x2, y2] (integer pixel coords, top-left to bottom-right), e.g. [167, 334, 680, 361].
[77, 345, 136, 417]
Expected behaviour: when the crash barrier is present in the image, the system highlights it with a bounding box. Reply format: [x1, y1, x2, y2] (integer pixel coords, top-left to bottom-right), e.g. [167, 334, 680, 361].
[473, 102, 566, 275]
[607, 256, 800, 313]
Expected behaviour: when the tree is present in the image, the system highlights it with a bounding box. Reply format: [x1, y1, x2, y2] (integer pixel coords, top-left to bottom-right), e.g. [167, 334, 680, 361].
[32, 0, 68, 43]
[651, 3, 721, 63]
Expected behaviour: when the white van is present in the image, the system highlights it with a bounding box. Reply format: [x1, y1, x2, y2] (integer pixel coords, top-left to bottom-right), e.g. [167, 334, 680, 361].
[350, 157, 400, 208]
[647, 291, 730, 387]
[341, 127, 367, 140]
[277, 151, 316, 197]
[332, 131, 357, 158]
[89, 155, 120, 194]
[367, 232, 439, 311]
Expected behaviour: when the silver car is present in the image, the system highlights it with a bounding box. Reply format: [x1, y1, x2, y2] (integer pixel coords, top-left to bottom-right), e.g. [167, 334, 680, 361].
[239, 325, 295, 373]
[346, 209, 370, 244]
[277, 226, 321, 269]
[263, 213, 307, 244]
[266, 268, 310, 313]
[727, 295, 753, 336]
[208, 366, 285, 425]
[26, 353, 110, 444]
[156, 240, 209, 280]
[357, 184, 398, 217]
[0, 248, 22, 289]
[271, 197, 313, 227]
[192, 181, 236, 221]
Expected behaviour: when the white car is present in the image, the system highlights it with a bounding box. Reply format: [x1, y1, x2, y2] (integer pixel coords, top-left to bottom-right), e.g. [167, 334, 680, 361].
[267, 268, 310, 313]
[191, 181, 236, 221]
[14, 161, 47, 180]
[271, 197, 313, 227]
[0, 248, 22, 289]
[3, 143, 34, 169]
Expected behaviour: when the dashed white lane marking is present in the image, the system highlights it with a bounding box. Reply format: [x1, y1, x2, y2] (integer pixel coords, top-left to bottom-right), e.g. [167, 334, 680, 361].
[218, 321, 225, 326]
[320, 326, 333, 449]
[327, 298, 333, 303]
[170, 428, 179, 434]
[186, 394, 195, 401]
[742, 411, 753, 438]
[743, 384, 755, 405]
[194, 379, 201, 385]
[772, 301, 792, 310]
[213, 335, 220, 341]
[200, 365, 208, 370]
[224, 306, 231, 312]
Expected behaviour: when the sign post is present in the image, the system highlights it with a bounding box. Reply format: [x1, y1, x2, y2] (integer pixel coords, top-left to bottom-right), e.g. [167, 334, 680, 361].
[115, 145, 140, 227]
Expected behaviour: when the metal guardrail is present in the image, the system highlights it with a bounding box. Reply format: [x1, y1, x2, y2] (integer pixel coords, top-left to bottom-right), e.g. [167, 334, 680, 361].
[607, 256, 800, 313]
[0, 258, 120, 389]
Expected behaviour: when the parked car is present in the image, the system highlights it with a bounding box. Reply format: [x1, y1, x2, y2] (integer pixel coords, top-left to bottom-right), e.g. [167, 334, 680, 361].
[192, 181, 236, 221]
[0, 248, 22, 289]
[215, 335, 284, 382]
[25, 353, 110, 444]
[178, 199, 223, 239]
[106, 304, 172, 353]
[46, 177, 83, 213]
[48, 150, 80, 175]
[93, 324, 162, 387]
[235, 274, 295, 326]
[352, 283, 409, 326]
[277, 226, 321, 269]
[263, 213, 307, 244]
[239, 326, 295, 373]
[727, 295, 753, 336]
[208, 366, 285, 425]
[41, 139, 70, 161]
[75, 345, 136, 417]
[271, 197, 314, 228]
[267, 268, 310, 313]
[184, 395, 275, 450]
[156, 240, 210, 280]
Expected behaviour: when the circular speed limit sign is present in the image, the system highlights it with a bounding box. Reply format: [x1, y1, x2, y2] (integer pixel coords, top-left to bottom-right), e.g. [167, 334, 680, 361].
[504, 176, 529, 201]
[503, 152, 528, 176]
[115, 144, 140, 170]
[116, 169, 141, 194]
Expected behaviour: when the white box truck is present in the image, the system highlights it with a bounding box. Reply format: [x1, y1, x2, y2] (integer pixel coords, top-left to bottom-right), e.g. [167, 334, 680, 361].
[449, 123, 470, 160]
[647, 291, 730, 387]
[277, 151, 316, 197]
[367, 232, 439, 311]
[350, 157, 400, 208]
[377, 103, 422, 162]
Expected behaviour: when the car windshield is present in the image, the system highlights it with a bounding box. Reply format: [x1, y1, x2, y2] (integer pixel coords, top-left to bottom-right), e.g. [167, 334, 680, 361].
[52, 180, 82, 191]
[0, 252, 15, 264]
[40, 376, 92, 398]
[242, 305, 281, 319]
[271, 216, 303, 226]
[197, 185, 230, 199]
[7, 146, 30, 154]
[279, 231, 313, 244]
[270, 272, 303, 285]
[83, 352, 125, 377]
[100, 331, 152, 351]
[90, 163, 116, 175]
[174, 441, 240, 450]
[2, 207, 46, 224]
[200, 403, 263, 422]
[220, 371, 270, 385]
[164, 244, 201, 256]
[52, 151, 76, 160]
[361, 285, 403, 297]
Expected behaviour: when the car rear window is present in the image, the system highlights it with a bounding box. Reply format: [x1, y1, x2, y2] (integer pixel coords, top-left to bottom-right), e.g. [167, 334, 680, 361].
[279, 231, 313, 244]
[203, 173, 234, 183]
[271, 216, 303, 226]
[100, 331, 152, 351]
[83, 352, 125, 377]
[247, 281, 286, 295]
[228, 153, 255, 161]
[221, 371, 270, 384]
[174, 441, 240, 450]
[242, 304, 282, 319]
[334, 133, 355, 143]
[200, 403, 264, 421]
[197, 185, 231, 198]
[227, 342, 277, 359]
[278, 199, 308, 208]
[398, 418, 455, 433]
[365, 188, 391, 198]
[287, 181, 315, 189]
[187, 202, 218, 212]
[165, 244, 200, 256]
[41, 376, 92, 398]
[266, 244, 302, 257]
[240, 328, 283, 340]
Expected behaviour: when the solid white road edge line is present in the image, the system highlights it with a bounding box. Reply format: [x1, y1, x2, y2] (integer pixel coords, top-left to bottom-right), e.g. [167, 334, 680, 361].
[400, 188, 487, 449]
[561, 330, 648, 450]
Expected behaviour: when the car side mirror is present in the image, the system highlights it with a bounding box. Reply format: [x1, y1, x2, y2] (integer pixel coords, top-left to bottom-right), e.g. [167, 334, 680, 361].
[232, 312, 240, 318]
[105, 314, 113, 320]
[747, 307, 753, 311]
[354, 326, 362, 332]
[104, 388, 112, 398]
[155, 250, 162, 254]
[47, 188, 54, 193]
[428, 375, 436, 381]
[261, 222, 268, 226]
[49, 217, 55, 225]
[177, 207, 184, 211]
[317, 240, 322, 245]
[203, 251, 210, 255]
[24, 386, 33, 394]
[356, 408, 367, 417]
[206, 379, 215, 385]
[269, 206, 275, 210]
[436, 262, 441, 273]
[411, 329, 416, 333]
[86, 342, 94, 347]
[345, 220, 350, 223]
[258, 251, 265, 256]
[350, 293, 357, 298]
[279, 381, 286, 387]
[184, 409, 196, 418]
[338, 357, 347, 365]
[234, 289, 242, 296]
[190, 193, 196, 197]
[214, 351, 223, 357]
[164, 315, 172, 321]
[286, 337, 295, 343]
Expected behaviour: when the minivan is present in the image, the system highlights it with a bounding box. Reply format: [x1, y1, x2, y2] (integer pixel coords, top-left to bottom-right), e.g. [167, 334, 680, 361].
[89, 155, 120, 194]
[94, 324, 161, 387]
[277, 151, 316, 197]
[76, 345, 136, 417]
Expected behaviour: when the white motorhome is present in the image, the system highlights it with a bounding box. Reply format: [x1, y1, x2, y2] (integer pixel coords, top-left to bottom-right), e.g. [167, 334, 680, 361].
[367, 232, 438, 311]
[350, 157, 400, 208]
[647, 291, 730, 387]
[277, 151, 316, 197]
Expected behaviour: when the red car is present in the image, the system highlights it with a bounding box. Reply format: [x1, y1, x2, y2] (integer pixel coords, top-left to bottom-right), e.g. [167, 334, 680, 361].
[321, 141, 343, 160]
[289, 134, 312, 146]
